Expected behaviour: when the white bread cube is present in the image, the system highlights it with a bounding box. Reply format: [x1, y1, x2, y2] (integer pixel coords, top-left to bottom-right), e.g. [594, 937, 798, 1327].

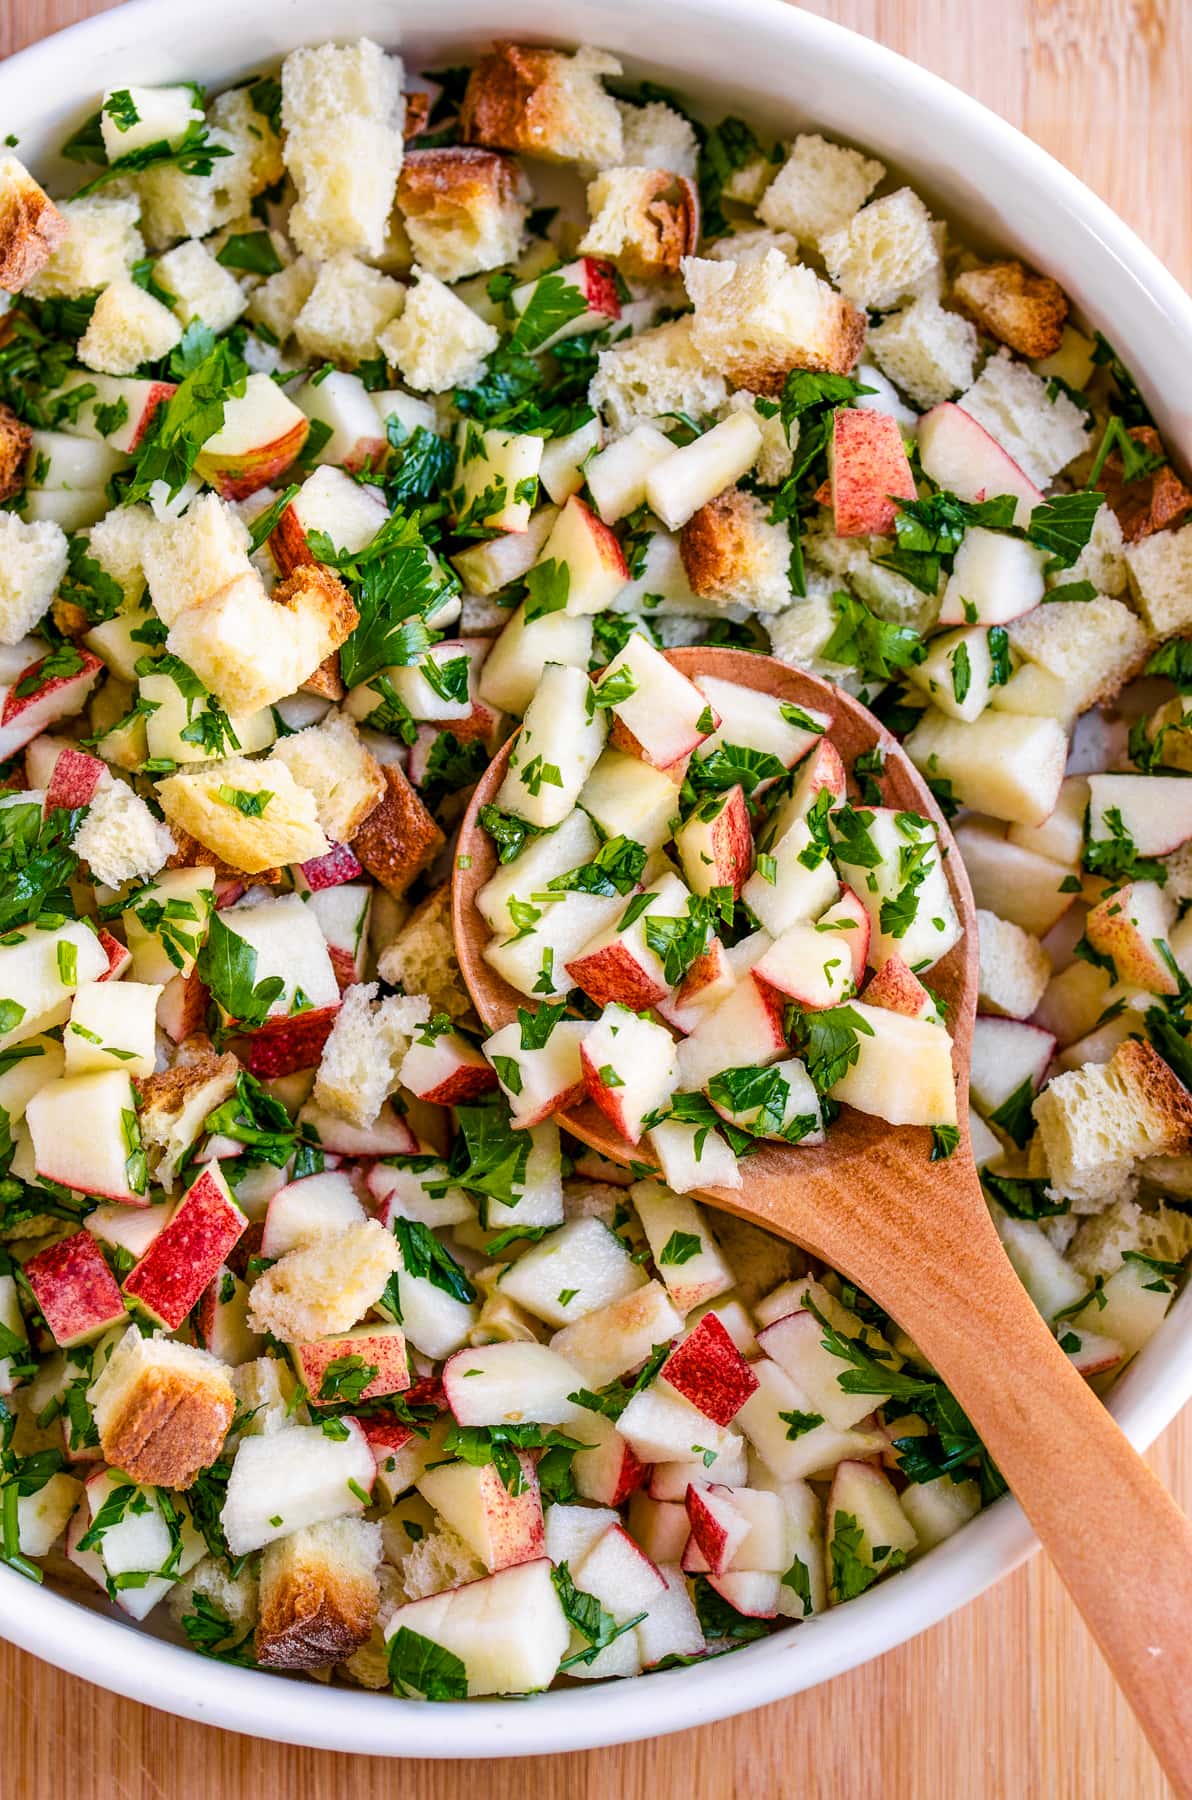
[72, 777, 174, 887]
[1051, 502, 1127, 599]
[957, 349, 1090, 487]
[0, 154, 69, 293]
[167, 563, 356, 715]
[86, 503, 154, 606]
[168, 1555, 259, 1650]
[0, 513, 68, 644]
[269, 708, 384, 843]
[281, 37, 404, 129]
[77, 276, 183, 376]
[88, 1325, 234, 1489]
[138, 1051, 238, 1190]
[247, 1220, 400, 1341]
[378, 269, 499, 394]
[399, 1522, 486, 1599]
[1003, 594, 1148, 715]
[154, 239, 247, 334]
[375, 885, 466, 1022]
[589, 316, 728, 433]
[757, 133, 885, 246]
[976, 909, 1051, 1020]
[866, 297, 979, 407]
[142, 492, 253, 625]
[155, 754, 329, 873]
[1032, 1039, 1192, 1210]
[134, 123, 242, 248]
[286, 118, 403, 262]
[685, 249, 865, 390]
[209, 85, 286, 203]
[294, 253, 405, 364]
[314, 982, 431, 1127]
[1124, 520, 1192, 636]
[820, 187, 940, 310]
[617, 99, 698, 179]
[1068, 1196, 1192, 1283]
[25, 194, 142, 299]
[461, 43, 623, 167]
[578, 167, 696, 280]
[256, 1516, 381, 1670]
[398, 147, 529, 283]
[904, 707, 1067, 828]
[679, 489, 791, 613]
[248, 256, 319, 345]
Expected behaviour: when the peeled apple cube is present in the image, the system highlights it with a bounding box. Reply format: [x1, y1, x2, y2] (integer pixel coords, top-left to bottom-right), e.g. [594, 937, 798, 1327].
[904, 708, 1067, 829]
[907, 626, 997, 724]
[827, 1000, 958, 1127]
[495, 662, 607, 828]
[936, 525, 1046, 626]
[645, 411, 763, 530]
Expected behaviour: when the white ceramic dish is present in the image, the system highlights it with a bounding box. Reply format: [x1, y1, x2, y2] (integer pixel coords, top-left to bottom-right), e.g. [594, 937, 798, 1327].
[3, 0, 1192, 1757]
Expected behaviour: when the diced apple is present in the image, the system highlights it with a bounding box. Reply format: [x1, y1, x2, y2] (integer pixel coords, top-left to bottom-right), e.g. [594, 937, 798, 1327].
[44, 745, 106, 812]
[828, 1000, 957, 1127]
[294, 1099, 417, 1158]
[937, 526, 1047, 626]
[1087, 773, 1192, 858]
[603, 633, 716, 770]
[122, 866, 215, 984]
[586, 422, 674, 523]
[399, 1021, 497, 1107]
[0, 648, 103, 760]
[510, 257, 621, 352]
[419, 1453, 545, 1572]
[221, 1417, 375, 1555]
[632, 1179, 736, 1312]
[708, 1056, 824, 1145]
[754, 920, 857, 1010]
[697, 677, 831, 777]
[194, 373, 308, 500]
[1071, 1256, 1176, 1354]
[538, 417, 603, 505]
[951, 816, 1075, 937]
[830, 804, 961, 974]
[757, 1310, 885, 1432]
[261, 1171, 365, 1258]
[676, 975, 787, 1091]
[268, 464, 387, 576]
[762, 740, 846, 847]
[662, 1312, 758, 1424]
[648, 1115, 742, 1194]
[742, 818, 839, 938]
[383, 1559, 570, 1697]
[25, 1068, 148, 1203]
[294, 370, 386, 472]
[617, 1380, 741, 1469]
[907, 625, 998, 724]
[45, 372, 175, 453]
[1084, 879, 1177, 994]
[292, 1321, 411, 1405]
[657, 936, 737, 1036]
[685, 1482, 748, 1575]
[550, 1280, 683, 1390]
[535, 494, 628, 614]
[567, 871, 696, 1011]
[735, 1357, 887, 1483]
[645, 412, 762, 530]
[969, 1014, 1056, 1115]
[442, 1341, 585, 1427]
[194, 1265, 264, 1367]
[581, 1005, 679, 1144]
[905, 708, 1067, 829]
[453, 423, 544, 535]
[674, 784, 753, 899]
[826, 1460, 917, 1602]
[862, 953, 938, 1021]
[0, 918, 109, 1051]
[829, 408, 916, 537]
[496, 662, 607, 829]
[571, 1412, 649, 1507]
[123, 1163, 247, 1329]
[23, 1231, 127, 1348]
[917, 402, 1043, 527]
[499, 1217, 647, 1328]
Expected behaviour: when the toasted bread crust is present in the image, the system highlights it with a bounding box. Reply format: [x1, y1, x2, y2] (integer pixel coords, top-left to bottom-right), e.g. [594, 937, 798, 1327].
[460, 42, 560, 155]
[680, 489, 758, 597]
[351, 762, 444, 897]
[99, 1362, 235, 1489]
[137, 1051, 240, 1120]
[952, 260, 1068, 359]
[0, 166, 69, 293]
[272, 561, 359, 654]
[1096, 425, 1192, 543]
[300, 651, 346, 700]
[165, 825, 282, 884]
[1118, 1038, 1192, 1148]
[255, 1552, 378, 1670]
[399, 144, 526, 222]
[731, 300, 865, 392]
[0, 401, 31, 502]
[581, 169, 699, 279]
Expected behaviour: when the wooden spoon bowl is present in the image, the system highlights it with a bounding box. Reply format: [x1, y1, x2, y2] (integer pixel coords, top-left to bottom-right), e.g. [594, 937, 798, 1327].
[452, 646, 1192, 1789]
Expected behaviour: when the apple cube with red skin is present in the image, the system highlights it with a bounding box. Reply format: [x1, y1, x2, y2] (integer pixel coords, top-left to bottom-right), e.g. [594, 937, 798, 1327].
[480, 1016, 589, 1129]
[582, 1005, 679, 1145]
[261, 1170, 364, 1259]
[23, 1231, 126, 1348]
[295, 1099, 417, 1156]
[662, 1313, 759, 1426]
[269, 464, 388, 577]
[676, 973, 788, 1091]
[239, 1002, 341, 1078]
[307, 883, 372, 993]
[862, 953, 937, 1020]
[566, 871, 693, 1012]
[684, 1482, 751, 1575]
[706, 1569, 781, 1617]
[763, 739, 847, 846]
[419, 1452, 546, 1574]
[0, 648, 103, 761]
[194, 372, 310, 500]
[754, 919, 857, 1010]
[605, 634, 718, 770]
[657, 935, 735, 1035]
[509, 257, 621, 353]
[829, 408, 917, 537]
[156, 968, 207, 1041]
[96, 929, 132, 983]
[817, 886, 870, 987]
[123, 1163, 247, 1330]
[399, 1026, 498, 1107]
[570, 1411, 649, 1507]
[534, 495, 628, 613]
[297, 842, 364, 891]
[44, 745, 106, 813]
[917, 401, 1043, 526]
[674, 784, 753, 899]
[292, 1321, 412, 1406]
[44, 374, 175, 453]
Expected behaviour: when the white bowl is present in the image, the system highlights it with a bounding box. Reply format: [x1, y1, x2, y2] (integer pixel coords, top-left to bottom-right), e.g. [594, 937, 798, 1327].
[4, 0, 1192, 1758]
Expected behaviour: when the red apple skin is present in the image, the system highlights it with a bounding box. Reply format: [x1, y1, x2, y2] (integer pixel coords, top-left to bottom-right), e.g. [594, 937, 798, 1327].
[684, 1483, 740, 1576]
[507, 1078, 587, 1131]
[44, 746, 106, 813]
[567, 940, 671, 1013]
[328, 945, 363, 993]
[128, 381, 177, 450]
[24, 1231, 127, 1348]
[239, 1004, 341, 1078]
[411, 1065, 500, 1107]
[577, 257, 622, 319]
[0, 651, 104, 759]
[122, 1166, 247, 1330]
[300, 843, 364, 891]
[831, 886, 872, 987]
[830, 409, 917, 537]
[199, 418, 311, 502]
[608, 712, 713, 773]
[702, 784, 753, 898]
[157, 970, 208, 1042]
[863, 953, 934, 1018]
[662, 1313, 759, 1425]
[293, 1326, 412, 1405]
[799, 739, 847, 808]
[269, 502, 318, 579]
[97, 929, 132, 982]
[580, 1041, 642, 1144]
[358, 1416, 417, 1472]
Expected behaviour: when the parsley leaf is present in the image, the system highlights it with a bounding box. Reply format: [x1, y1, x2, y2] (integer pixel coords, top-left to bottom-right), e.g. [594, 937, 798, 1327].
[388, 1627, 468, 1701]
[196, 913, 285, 1029]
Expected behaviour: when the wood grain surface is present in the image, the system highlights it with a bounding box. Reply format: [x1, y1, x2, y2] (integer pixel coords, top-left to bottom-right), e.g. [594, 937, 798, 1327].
[1, 2, 1190, 1796]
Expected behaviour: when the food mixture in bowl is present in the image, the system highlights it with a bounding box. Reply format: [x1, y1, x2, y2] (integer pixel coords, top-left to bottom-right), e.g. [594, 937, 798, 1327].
[0, 33, 1191, 1699]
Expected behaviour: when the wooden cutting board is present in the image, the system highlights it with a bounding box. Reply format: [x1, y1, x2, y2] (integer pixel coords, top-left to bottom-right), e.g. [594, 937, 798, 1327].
[1, 1, 1189, 1794]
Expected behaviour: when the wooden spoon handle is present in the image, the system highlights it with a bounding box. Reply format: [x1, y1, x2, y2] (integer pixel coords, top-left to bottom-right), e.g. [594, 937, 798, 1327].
[894, 1236, 1192, 1793]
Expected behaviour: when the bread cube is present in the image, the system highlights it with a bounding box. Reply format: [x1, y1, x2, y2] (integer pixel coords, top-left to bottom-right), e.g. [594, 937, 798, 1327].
[957, 349, 1090, 488]
[313, 982, 430, 1128]
[461, 42, 624, 167]
[155, 238, 247, 333]
[138, 1051, 239, 1189]
[1003, 594, 1148, 715]
[248, 255, 319, 345]
[142, 492, 253, 625]
[679, 489, 792, 613]
[350, 761, 444, 897]
[256, 1516, 381, 1670]
[376, 884, 466, 1021]
[617, 99, 699, 179]
[1124, 520, 1192, 636]
[685, 249, 865, 391]
[155, 754, 329, 873]
[73, 778, 175, 887]
[378, 269, 498, 393]
[88, 1326, 235, 1490]
[269, 708, 384, 842]
[976, 909, 1051, 1020]
[579, 167, 697, 280]
[0, 154, 69, 292]
[286, 118, 403, 262]
[757, 133, 884, 246]
[167, 563, 357, 715]
[952, 260, 1068, 359]
[866, 296, 979, 407]
[398, 146, 529, 283]
[25, 194, 140, 299]
[589, 316, 729, 433]
[820, 187, 939, 310]
[294, 253, 405, 364]
[1032, 1039, 1192, 1209]
[281, 36, 404, 129]
[0, 512, 69, 644]
[77, 276, 183, 376]
[247, 1219, 400, 1340]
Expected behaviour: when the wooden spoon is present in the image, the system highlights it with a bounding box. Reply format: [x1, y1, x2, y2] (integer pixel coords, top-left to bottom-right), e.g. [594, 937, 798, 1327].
[453, 646, 1192, 1788]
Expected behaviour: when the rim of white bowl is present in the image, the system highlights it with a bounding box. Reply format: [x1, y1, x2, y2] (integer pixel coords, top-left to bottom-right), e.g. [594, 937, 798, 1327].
[2, 0, 1192, 1758]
